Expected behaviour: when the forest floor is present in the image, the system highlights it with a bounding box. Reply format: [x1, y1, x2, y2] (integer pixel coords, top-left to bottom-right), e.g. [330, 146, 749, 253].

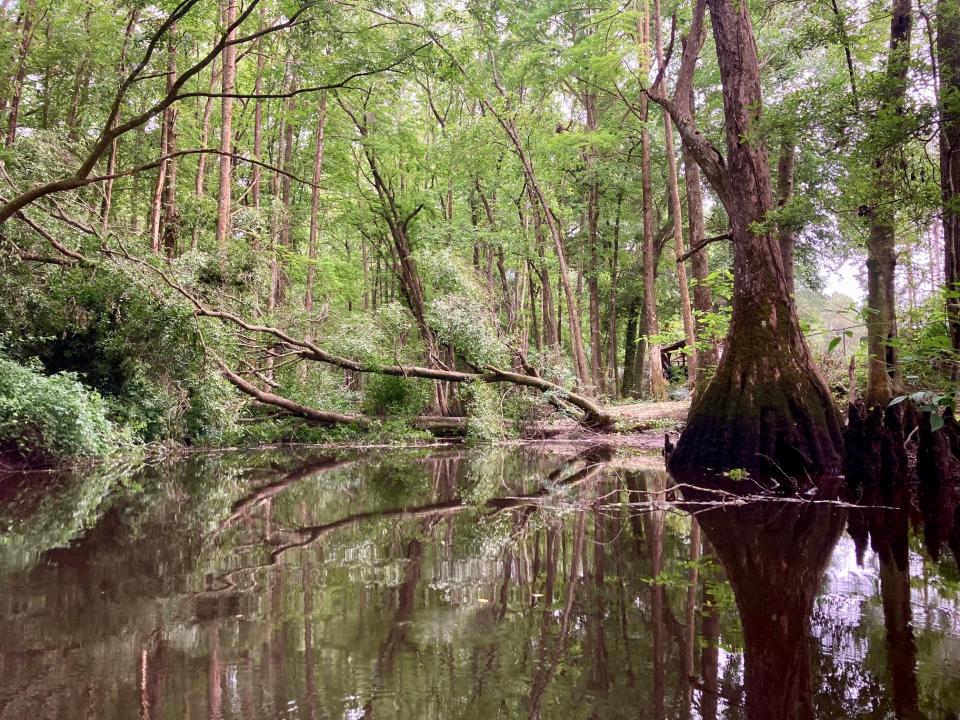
[612, 399, 691, 424]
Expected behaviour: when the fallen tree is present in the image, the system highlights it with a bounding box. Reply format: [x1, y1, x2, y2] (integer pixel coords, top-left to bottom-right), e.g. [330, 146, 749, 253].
[103, 245, 618, 433]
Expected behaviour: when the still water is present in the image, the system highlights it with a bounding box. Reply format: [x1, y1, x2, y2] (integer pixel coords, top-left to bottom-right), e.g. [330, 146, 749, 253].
[1, 445, 959, 719]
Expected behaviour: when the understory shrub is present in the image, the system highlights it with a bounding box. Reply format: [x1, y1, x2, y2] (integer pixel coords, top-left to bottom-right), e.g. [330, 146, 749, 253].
[461, 381, 507, 444]
[363, 374, 432, 417]
[0, 356, 118, 465]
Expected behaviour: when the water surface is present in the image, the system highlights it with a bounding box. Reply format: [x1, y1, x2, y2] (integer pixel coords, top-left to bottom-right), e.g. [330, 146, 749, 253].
[1, 445, 959, 719]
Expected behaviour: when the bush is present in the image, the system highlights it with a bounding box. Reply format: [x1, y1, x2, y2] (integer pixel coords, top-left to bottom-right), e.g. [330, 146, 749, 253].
[0, 356, 118, 465]
[0, 264, 240, 446]
[461, 381, 507, 444]
[363, 374, 433, 417]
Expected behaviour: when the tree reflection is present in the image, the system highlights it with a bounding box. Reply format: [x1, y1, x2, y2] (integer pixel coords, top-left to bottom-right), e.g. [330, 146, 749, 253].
[686, 477, 847, 720]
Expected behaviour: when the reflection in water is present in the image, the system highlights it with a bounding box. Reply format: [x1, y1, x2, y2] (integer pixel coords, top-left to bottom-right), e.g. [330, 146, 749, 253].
[688, 480, 847, 720]
[1, 448, 960, 718]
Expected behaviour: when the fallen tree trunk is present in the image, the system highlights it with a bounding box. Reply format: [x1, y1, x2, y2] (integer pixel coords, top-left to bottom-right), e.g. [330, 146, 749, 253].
[120, 250, 616, 430]
[219, 358, 473, 435]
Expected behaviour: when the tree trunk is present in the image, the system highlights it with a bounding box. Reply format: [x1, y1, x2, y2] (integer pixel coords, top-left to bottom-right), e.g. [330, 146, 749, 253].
[583, 91, 605, 392]
[621, 296, 640, 396]
[635, 0, 668, 401]
[607, 189, 624, 395]
[669, 0, 844, 476]
[865, 0, 912, 406]
[215, 0, 238, 267]
[160, 30, 179, 257]
[4, 0, 35, 148]
[676, 0, 717, 393]
[776, 136, 797, 295]
[193, 58, 219, 249]
[641, 103, 668, 400]
[940, 0, 960, 362]
[304, 93, 328, 323]
[251, 5, 267, 213]
[531, 201, 560, 350]
[99, 9, 140, 234]
[654, 0, 697, 389]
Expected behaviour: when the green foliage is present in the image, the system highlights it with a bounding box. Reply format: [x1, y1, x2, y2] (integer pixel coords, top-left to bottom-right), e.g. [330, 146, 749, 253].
[460, 381, 507, 444]
[363, 375, 433, 418]
[0, 356, 119, 465]
[0, 264, 240, 448]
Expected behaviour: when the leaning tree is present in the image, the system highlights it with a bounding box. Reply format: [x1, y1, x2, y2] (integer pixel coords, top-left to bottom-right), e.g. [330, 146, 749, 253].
[653, 0, 844, 476]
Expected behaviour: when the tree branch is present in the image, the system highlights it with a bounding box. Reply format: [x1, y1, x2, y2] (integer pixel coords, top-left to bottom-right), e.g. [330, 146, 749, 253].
[676, 232, 731, 263]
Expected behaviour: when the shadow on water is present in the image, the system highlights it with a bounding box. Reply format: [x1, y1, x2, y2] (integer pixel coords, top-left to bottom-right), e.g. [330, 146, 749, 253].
[1, 447, 960, 718]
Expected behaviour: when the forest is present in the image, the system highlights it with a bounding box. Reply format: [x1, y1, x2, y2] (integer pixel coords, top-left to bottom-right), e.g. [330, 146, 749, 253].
[0, 0, 957, 479]
[5, 1, 960, 717]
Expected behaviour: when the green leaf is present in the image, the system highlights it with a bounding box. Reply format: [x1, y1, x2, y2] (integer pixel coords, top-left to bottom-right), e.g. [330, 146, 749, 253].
[827, 336, 842, 353]
[931, 412, 945, 432]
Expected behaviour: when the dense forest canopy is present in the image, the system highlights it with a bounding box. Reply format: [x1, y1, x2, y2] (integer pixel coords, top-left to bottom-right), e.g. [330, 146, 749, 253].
[0, 0, 957, 472]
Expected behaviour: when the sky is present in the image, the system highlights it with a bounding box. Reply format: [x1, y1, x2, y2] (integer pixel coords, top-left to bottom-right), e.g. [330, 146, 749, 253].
[823, 258, 865, 301]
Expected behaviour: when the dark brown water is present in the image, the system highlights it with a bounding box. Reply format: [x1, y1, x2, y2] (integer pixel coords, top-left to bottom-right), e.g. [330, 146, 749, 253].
[1, 445, 959, 719]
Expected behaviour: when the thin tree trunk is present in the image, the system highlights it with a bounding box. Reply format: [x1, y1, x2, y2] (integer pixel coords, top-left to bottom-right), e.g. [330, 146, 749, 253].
[4, 0, 35, 148]
[193, 58, 219, 249]
[776, 135, 797, 295]
[215, 0, 238, 267]
[940, 0, 960, 364]
[641, 102, 668, 400]
[251, 5, 267, 212]
[101, 7, 144, 233]
[865, 0, 912, 406]
[304, 93, 328, 322]
[621, 296, 640, 395]
[635, 0, 668, 400]
[160, 29, 179, 257]
[607, 189, 624, 395]
[654, 0, 697, 389]
[676, 0, 717, 394]
[583, 92, 605, 392]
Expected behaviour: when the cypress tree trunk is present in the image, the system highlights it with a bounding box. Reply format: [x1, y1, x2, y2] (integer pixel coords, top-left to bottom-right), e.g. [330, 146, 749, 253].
[668, 0, 843, 476]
